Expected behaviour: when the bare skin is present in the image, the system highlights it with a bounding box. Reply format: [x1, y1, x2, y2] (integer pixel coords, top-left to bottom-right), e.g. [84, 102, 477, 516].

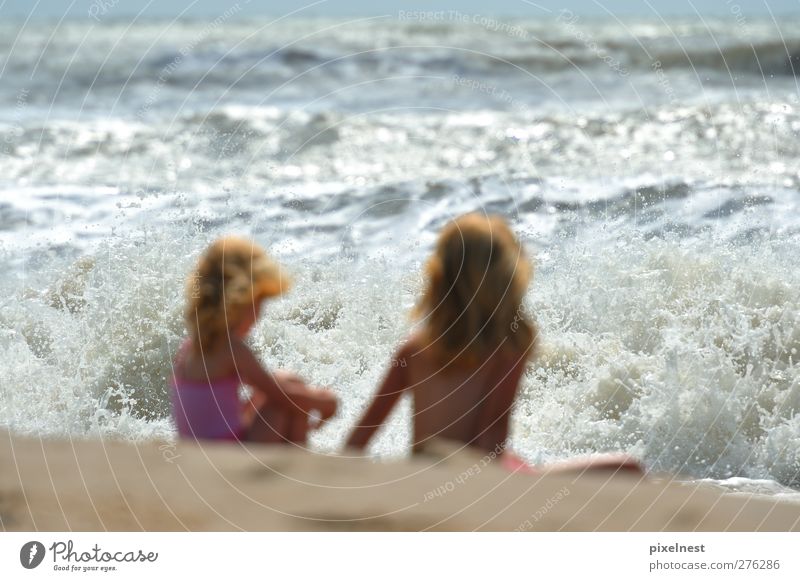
[174, 299, 337, 444]
[346, 333, 526, 455]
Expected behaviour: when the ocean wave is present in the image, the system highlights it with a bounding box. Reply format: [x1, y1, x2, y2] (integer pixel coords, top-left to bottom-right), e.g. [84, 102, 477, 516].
[517, 234, 800, 485]
[643, 40, 800, 76]
[89, 39, 800, 86]
[4, 19, 800, 105]
[3, 99, 799, 196]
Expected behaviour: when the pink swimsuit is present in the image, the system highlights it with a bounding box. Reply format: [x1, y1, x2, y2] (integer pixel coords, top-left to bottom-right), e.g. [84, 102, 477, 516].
[170, 342, 245, 441]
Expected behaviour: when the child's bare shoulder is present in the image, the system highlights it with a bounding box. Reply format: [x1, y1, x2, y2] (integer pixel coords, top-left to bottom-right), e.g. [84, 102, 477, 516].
[397, 332, 424, 361]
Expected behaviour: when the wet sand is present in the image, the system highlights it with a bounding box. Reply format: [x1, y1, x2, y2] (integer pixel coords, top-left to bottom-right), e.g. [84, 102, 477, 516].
[2, 430, 798, 531]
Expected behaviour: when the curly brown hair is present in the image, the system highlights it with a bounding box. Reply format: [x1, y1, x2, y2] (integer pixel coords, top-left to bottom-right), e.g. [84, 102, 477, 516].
[414, 214, 537, 366]
[185, 237, 290, 353]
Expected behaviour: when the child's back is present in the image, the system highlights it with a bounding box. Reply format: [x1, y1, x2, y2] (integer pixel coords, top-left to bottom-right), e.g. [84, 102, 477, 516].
[397, 334, 526, 453]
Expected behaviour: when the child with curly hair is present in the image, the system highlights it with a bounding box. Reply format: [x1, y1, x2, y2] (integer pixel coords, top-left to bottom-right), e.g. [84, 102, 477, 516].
[171, 237, 337, 444]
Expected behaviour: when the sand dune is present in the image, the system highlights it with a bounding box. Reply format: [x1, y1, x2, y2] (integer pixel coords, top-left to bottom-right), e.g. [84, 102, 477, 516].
[1, 431, 798, 531]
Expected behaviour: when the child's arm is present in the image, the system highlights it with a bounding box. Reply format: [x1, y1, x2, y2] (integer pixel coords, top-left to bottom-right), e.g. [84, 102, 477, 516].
[473, 352, 527, 454]
[231, 340, 336, 419]
[346, 343, 412, 450]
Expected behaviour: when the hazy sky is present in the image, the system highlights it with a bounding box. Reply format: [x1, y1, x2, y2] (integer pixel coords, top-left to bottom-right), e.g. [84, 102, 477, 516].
[3, 0, 800, 19]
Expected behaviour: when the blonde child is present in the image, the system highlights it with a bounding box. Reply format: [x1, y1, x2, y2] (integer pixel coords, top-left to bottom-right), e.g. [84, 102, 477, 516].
[171, 237, 337, 443]
[347, 214, 641, 474]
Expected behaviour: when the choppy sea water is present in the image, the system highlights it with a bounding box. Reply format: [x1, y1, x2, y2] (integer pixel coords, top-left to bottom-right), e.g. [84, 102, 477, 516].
[0, 15, 799, 497]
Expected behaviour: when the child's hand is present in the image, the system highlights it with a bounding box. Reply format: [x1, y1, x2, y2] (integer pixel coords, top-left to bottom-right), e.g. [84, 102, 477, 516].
[270, 369, 336, 424]
[312, 388, 338, 422]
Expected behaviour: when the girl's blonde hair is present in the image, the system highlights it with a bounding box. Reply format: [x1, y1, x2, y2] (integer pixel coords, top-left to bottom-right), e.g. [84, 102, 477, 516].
[415, 214, 537, 366]
[185, 237, 289, 352]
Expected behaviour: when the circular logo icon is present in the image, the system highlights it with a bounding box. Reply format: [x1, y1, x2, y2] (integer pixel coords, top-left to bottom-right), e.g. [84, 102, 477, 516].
[20, 541, 46, 569]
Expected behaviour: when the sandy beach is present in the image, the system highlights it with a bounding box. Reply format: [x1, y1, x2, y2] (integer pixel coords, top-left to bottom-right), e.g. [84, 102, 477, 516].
[2, 430, 798, 532]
